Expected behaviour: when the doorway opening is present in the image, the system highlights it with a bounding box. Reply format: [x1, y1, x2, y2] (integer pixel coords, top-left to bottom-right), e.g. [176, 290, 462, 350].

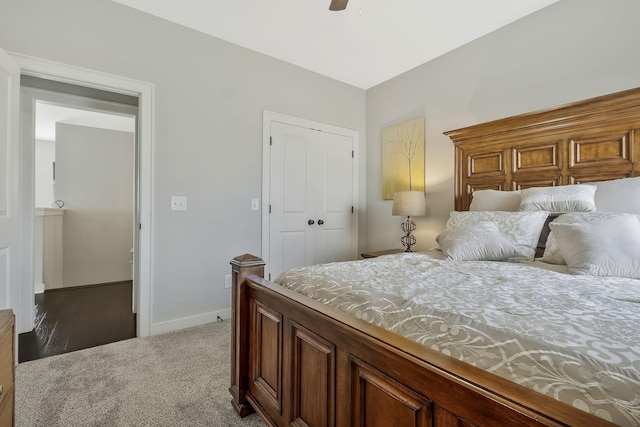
[19, 76, 139, 361]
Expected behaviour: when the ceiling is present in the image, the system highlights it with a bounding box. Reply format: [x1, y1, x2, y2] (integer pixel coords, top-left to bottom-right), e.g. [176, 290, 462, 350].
[36, 102, 135, 141]
[111, 0, 558, 89]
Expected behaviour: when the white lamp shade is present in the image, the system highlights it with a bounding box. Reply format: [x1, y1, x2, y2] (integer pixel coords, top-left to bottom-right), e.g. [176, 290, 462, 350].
[392, 191, 427, 216]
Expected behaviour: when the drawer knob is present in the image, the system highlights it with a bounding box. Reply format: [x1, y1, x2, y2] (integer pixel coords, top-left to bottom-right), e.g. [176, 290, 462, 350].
[0, 384, 3, 396]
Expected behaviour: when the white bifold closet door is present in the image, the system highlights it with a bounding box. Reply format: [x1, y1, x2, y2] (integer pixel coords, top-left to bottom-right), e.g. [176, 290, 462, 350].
[269, 121, 354, 279]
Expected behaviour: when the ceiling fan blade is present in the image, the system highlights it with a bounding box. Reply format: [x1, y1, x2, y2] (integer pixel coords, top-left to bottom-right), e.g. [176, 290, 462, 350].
[329, 0, 348, 11]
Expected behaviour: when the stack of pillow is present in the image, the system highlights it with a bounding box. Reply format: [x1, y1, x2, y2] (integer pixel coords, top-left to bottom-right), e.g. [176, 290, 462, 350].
[436, 176, 640, 279]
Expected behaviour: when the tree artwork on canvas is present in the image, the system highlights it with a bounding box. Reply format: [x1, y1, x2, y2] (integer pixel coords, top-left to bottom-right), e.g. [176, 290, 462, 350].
[381, 117, 425, 199]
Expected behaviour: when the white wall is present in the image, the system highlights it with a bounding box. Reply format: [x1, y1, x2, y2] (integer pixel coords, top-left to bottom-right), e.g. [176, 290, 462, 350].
[0, 0, 366, 332]
[55, 123, 134, 287]
[34, 139, 55, 208]
[365, 0, 640, 252]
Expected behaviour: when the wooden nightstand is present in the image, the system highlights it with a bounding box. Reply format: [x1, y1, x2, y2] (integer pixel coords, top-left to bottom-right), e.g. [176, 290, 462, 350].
[360, 249, 405, 259]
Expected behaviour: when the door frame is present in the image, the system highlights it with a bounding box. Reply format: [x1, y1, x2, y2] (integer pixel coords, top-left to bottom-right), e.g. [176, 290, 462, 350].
[261, 111, 359, 277]
[23, 86, 137, 292]
[11, 52, 154, 337]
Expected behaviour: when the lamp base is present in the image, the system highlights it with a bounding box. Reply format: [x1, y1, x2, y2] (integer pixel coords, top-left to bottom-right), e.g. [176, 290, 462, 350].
[400, 216, 417, 252]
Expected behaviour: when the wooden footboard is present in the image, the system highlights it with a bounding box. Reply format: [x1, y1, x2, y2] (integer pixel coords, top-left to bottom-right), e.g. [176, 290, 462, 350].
[229, 254, 615, 427]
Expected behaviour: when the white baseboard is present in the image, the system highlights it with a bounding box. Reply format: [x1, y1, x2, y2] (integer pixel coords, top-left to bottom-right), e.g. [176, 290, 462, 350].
[34, 283, 45, 294]
[149, 307, 232, 336]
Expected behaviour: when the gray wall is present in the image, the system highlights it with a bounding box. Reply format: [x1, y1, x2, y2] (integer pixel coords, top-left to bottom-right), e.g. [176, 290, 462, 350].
[365, 0, 640, 252]
[35, 139, 55, 208]
[0, 0, 366, 330]
[56, 124, 134, 288]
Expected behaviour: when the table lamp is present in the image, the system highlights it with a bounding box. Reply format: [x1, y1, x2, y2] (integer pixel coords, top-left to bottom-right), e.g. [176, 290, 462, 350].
[392, 191, 427, 252]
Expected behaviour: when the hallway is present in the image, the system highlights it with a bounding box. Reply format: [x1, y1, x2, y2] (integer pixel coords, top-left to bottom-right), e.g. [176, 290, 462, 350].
[18, 281, 136, 362]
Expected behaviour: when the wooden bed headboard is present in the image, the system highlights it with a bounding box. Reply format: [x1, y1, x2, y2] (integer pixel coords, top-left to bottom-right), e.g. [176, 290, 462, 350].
[445, 87, 640, 211]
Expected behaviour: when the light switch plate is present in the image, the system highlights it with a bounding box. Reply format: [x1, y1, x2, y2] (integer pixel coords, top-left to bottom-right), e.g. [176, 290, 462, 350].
[171, 196, 187, 211]
[251, 198, 260, 211]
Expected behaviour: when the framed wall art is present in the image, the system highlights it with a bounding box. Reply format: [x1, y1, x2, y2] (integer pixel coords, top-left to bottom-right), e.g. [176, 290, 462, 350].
[381, 117, 425, 199]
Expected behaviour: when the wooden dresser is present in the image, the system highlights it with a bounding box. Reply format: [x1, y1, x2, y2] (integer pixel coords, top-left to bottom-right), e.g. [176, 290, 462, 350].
[0, 310, 14, 427]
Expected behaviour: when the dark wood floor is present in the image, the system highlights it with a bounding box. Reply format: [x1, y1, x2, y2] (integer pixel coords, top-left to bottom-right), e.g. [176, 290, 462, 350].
[18, 281, 137, 363]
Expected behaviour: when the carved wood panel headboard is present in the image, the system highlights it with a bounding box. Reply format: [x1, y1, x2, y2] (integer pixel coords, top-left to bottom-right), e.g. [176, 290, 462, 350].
[444, 88, 640, 211]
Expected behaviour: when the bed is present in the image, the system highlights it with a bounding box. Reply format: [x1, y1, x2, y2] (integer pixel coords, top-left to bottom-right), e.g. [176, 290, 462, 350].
[230, 88, 640, 426]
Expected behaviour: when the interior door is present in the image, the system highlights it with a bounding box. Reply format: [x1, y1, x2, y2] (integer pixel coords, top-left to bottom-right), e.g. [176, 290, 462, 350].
[269, 122, 314, 275]
[0, 47, 20, 310]
[269, 121, 354, 279]
[313, 131, 354, 265]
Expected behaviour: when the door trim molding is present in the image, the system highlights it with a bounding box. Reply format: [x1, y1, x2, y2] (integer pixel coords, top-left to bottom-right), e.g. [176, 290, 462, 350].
[261, 111, 359, 277]
[10, 52, 154, 337]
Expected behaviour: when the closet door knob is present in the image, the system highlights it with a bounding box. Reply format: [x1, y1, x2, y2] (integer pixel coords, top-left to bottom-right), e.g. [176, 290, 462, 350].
[318, 220, 324, 225]
[308, 220, 315, 225]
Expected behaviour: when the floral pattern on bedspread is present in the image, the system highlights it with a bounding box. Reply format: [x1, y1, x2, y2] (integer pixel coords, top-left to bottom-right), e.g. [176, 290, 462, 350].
[275, 251, 640, 426]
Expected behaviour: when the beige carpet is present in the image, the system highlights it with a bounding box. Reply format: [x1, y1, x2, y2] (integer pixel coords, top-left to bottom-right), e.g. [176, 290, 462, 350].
[16, 321, 265, 426]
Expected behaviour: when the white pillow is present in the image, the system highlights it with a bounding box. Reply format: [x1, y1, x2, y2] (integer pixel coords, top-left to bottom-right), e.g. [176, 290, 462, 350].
[469, 190, 521, 212]
[440, 211, 549, 261]
[549, 215, 640, 279]
[438, 221, 519, 261]
[593, 176, 640, 214]
[540, 212, 640, 264]
[519, 184, 596, 214]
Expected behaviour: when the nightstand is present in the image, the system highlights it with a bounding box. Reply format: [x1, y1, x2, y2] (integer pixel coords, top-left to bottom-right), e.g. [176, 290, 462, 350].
[360, 249, 405, 259]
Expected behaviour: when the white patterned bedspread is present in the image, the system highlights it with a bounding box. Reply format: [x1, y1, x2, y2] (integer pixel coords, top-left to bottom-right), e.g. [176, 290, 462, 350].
[274, 250, 640, 426]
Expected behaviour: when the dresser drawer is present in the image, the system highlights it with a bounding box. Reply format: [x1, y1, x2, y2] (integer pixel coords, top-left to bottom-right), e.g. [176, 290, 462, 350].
[0, 326, 13, 407]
